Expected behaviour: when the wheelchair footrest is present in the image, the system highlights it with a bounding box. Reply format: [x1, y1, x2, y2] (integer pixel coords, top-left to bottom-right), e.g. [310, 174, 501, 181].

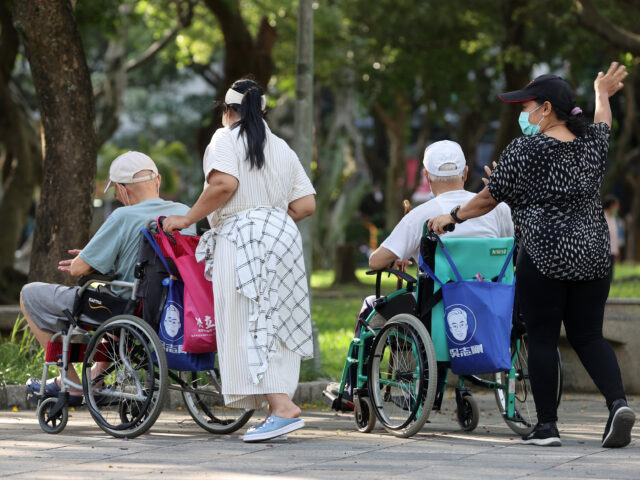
[323, 389, 355, 412]
[45, 342, 109, 363]
[45, 342, 88, 363]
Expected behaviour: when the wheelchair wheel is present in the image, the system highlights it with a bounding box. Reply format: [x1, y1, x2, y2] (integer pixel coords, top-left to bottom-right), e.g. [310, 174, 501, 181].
[37, 397, 68, 434]
[456, 395, 479, 432]
[180, 369, 254, 434]
[494, 334, 563, 436]
[368, 313, 437, 438]
[353, 396, 376, 433]
[82, 315, 168, 438]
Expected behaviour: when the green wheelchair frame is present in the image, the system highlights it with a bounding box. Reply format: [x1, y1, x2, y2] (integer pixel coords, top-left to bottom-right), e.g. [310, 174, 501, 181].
[331, 225, 563, 438]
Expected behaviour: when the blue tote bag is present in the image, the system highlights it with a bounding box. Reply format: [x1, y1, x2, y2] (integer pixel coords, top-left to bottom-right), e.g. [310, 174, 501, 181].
[419, 236, 516, 375]
[142, 228, 216, 372]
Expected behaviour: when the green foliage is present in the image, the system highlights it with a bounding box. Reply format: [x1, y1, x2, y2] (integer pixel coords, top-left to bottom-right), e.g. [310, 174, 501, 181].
[309, 268, 410, 380]
[0, 316, 44, 387]
[310, 265, 640, 381]
[611, 264, 640, 298]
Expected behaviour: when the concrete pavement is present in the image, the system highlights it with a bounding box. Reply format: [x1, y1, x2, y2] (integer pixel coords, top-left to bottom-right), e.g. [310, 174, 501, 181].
[0, 391, 638, 479]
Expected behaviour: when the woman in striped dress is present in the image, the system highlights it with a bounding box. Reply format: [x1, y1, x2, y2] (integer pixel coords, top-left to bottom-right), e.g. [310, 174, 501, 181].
[164, 78, 316, 442]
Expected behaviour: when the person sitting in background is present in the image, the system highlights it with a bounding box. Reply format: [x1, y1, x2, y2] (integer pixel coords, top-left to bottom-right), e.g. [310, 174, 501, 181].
[22, 151, 195, 406]
[603, 194, 620, 267]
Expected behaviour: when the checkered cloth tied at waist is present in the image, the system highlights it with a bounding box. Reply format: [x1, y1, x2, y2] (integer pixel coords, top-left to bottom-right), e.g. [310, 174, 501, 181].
[196, 207, 314, 384]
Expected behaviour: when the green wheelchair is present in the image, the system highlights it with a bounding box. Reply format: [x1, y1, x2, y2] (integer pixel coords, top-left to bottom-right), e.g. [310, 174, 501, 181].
[328, 225, 563, 438]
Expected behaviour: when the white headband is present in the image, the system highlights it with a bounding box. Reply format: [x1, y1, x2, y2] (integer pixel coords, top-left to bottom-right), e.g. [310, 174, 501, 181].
[224, 88, 266, 110]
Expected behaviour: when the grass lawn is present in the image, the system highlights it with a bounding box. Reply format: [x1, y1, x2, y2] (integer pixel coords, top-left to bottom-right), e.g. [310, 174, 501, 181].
[307, 264, 640, 382]
[2, 264, 640, 386]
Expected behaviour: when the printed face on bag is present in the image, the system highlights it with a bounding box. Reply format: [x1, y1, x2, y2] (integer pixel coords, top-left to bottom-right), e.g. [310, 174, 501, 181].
[445, 305, 477, 345]
[164, 305, 182, 338]
[447, 308, 468, 341]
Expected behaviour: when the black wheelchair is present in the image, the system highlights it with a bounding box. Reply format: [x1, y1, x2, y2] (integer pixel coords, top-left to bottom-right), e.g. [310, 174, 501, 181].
[31, 220, 253, 438]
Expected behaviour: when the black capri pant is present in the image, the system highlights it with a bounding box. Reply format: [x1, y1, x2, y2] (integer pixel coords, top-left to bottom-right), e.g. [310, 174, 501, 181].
[516, 248, 626, 424]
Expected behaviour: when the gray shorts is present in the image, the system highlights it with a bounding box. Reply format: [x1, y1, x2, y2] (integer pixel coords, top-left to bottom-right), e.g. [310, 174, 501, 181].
[21, 282, 81, 333]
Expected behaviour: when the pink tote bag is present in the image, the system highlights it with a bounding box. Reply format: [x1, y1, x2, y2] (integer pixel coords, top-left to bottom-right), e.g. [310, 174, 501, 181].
[156, 218, 217, 354]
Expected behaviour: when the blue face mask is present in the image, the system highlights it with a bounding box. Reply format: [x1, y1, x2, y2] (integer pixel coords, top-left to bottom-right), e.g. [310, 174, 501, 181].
[518, 104, 544, 135]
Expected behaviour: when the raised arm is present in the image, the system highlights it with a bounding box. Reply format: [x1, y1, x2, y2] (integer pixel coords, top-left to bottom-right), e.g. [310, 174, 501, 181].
[594, 62, 628, 127]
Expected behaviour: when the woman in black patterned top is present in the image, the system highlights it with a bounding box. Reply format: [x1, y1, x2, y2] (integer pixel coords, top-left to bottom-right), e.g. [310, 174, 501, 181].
[430, 62, 635, 448]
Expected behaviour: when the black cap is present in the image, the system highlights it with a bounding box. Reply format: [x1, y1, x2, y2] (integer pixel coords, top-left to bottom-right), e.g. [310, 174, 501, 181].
[499, 74, 575, 115]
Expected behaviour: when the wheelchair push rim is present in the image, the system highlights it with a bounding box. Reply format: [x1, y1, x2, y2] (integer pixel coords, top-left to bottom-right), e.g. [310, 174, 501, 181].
[368, 314, 437, 437]
[83, 315, 168, 439]
[177, 368, 254, 434]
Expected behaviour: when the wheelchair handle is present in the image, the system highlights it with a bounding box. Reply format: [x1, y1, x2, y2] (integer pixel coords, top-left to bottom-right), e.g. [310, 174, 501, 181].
[425, 222, 455, 242]
[155, 216, 177, 244]
[366, 268, 417, 299]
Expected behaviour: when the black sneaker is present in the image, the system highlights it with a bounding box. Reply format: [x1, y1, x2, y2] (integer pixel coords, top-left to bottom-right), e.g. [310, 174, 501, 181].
[521, 422, 562, 446]
[602, 399, 635, 448]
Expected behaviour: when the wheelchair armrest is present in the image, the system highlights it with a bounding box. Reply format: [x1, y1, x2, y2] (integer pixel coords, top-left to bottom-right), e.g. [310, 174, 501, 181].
[366, 268, 417, 298]
[77, 273, 119, 286]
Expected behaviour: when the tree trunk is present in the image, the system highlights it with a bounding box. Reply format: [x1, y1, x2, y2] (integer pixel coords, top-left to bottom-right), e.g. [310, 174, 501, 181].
[0, 0, 40, 301]
[459, 108, 489, 190]
[14, 0, 97, 284]
[333, 245, 359, 285]
[491, 0, 531, 164]
[294, 0, 314, 284]
[197, 0, 276, 156]
[375, 95, 409, 231]
[0, 84, 40, 295]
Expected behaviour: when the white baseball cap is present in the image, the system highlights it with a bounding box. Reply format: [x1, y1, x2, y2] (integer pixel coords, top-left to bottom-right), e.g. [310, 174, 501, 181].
[423, 140, 466, 177]
[104, 151, 159, 193]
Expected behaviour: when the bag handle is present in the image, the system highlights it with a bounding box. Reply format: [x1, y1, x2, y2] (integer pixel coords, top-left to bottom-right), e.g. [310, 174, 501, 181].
[425, 232, 464, 282]
[419, 232, 517, 285]
[141, 227, 172, 274]
[418, 253, 443, 286]
[496, 243, 517, 283]
[155, 216, 179, 261]
[156, 216, 198, 256]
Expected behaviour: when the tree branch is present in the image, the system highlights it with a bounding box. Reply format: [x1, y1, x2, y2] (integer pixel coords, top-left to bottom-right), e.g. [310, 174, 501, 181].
[574, 0, 640, 55]
[93, 0, 195, 99]
[0, 0, 19, 81]
[124, 26, 180, 72]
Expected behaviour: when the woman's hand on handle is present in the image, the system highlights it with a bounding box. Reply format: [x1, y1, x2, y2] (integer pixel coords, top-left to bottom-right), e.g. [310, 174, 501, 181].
[163, 215, 192, 234]
[428, 214, 456, 235]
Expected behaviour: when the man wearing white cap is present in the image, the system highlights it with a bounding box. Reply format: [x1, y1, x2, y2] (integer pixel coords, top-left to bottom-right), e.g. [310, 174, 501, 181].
[324, 141, 515, 408]
[21, 151, 195, 404]
[369, 140, 513, 269]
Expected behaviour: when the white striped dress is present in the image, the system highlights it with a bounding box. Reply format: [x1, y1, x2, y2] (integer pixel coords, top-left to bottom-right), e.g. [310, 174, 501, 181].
[202, 122, 316, 409]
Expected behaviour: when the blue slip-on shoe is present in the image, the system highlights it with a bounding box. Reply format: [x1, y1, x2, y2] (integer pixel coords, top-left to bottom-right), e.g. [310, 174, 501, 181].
[243, 415, 304, 442]
[26, 377, 61, 397]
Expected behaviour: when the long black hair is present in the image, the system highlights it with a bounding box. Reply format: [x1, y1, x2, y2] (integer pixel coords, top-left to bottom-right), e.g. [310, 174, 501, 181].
[225, 78, 267, 169]
[555, 106, 588, 138]
[536, 100, 588, 138]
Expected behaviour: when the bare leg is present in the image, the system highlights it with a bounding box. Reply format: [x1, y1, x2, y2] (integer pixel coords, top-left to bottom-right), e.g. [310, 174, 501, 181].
[20, 293, 53, 349]
[265, 393, 301, 418]
[21, 292, 107, 396]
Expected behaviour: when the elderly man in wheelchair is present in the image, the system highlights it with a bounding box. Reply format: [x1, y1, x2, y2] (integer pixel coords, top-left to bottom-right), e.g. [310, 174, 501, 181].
[324, 140, 540, 437]
[21, 151, 195, 410]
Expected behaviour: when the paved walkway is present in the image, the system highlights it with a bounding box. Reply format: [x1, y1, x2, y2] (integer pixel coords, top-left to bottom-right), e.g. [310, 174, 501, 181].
[0, 392, 637, 479]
